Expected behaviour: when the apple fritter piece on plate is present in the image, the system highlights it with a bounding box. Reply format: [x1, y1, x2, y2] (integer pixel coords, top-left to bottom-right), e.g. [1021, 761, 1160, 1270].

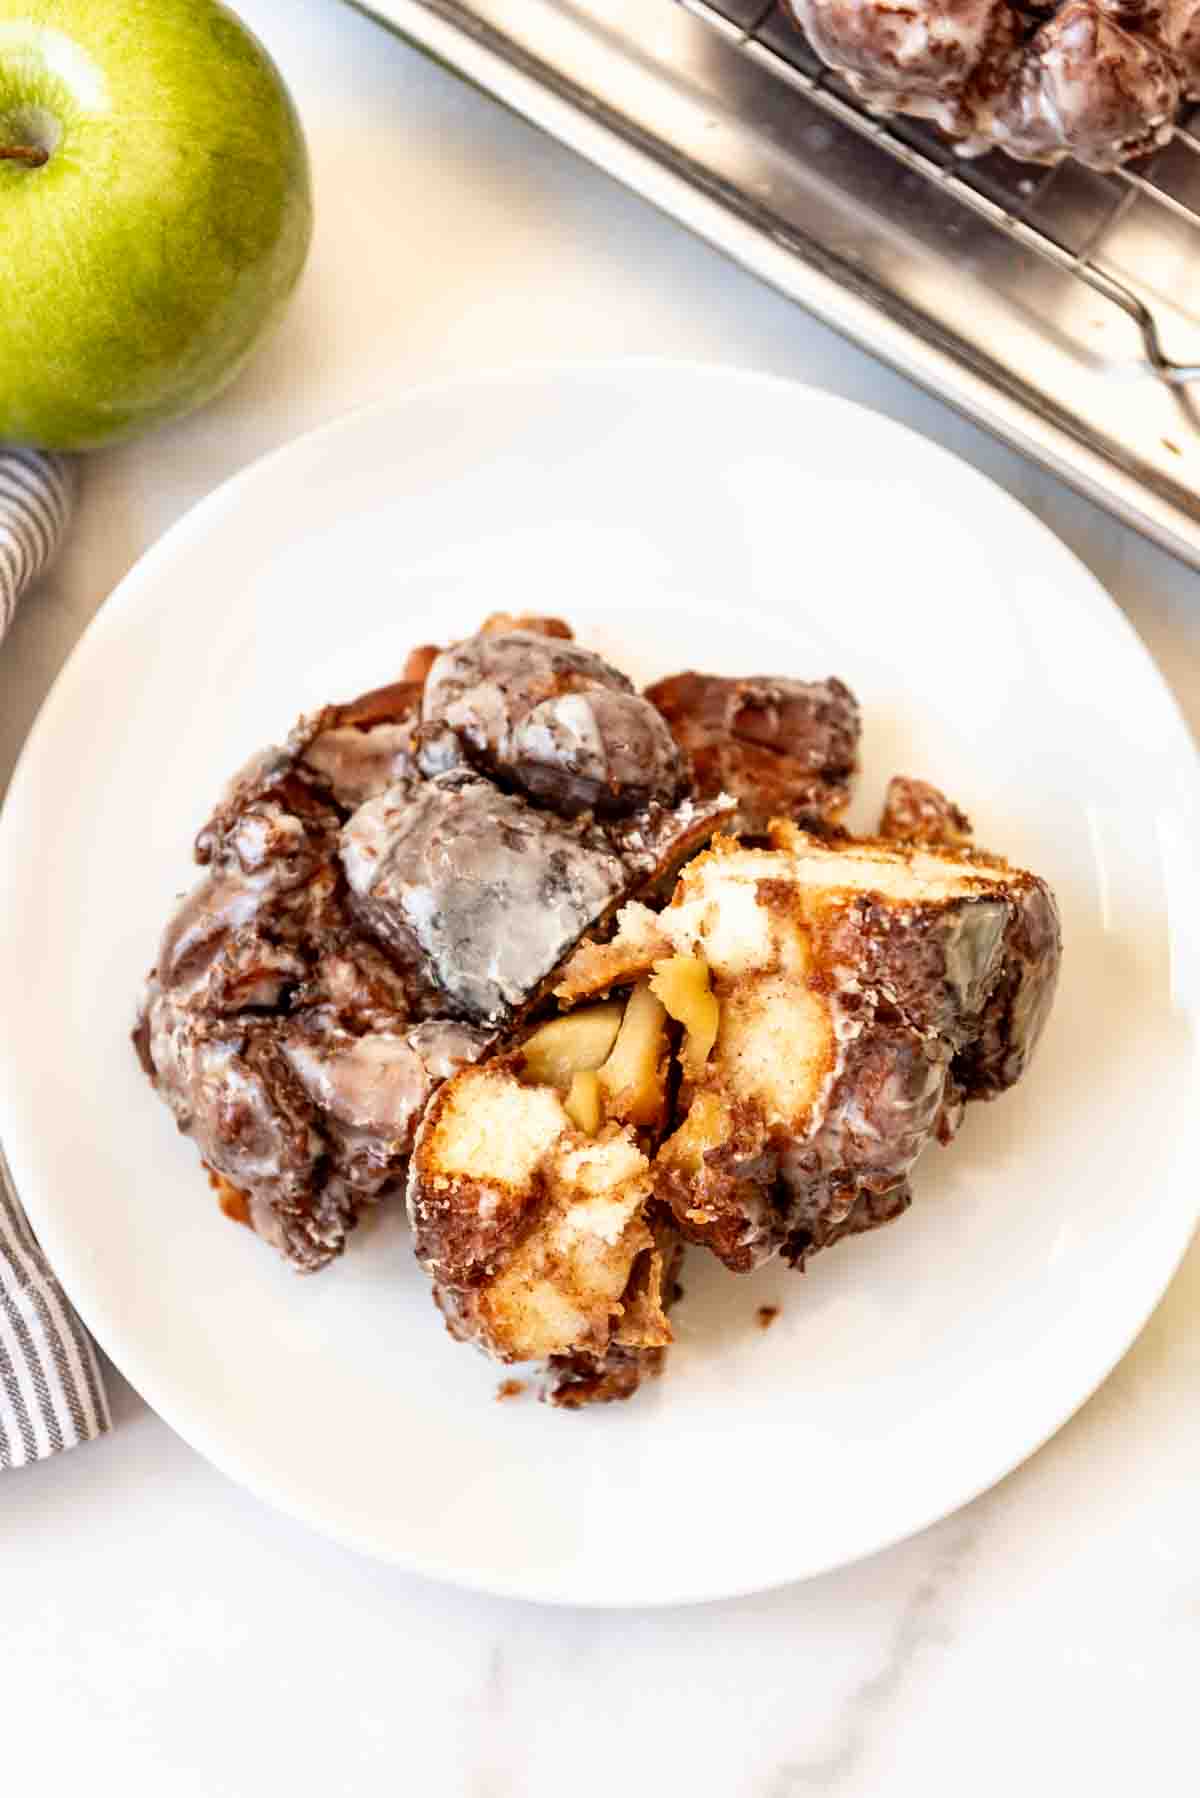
[407, 1062, 675, 1380]
[644, 671, 861, 836]
[660, 825, 1059, 1269]
[137, 991, 491, 1273]
[196, 673, 426, 835]
[294, 678, 424, 811]
[418, 628, 687, 817]
[556, 823, 1061, 1274]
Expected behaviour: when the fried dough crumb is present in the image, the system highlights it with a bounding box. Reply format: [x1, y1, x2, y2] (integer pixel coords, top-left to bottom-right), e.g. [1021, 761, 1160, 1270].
[207, 1167, 251, 1228]
[496, 1379, 527, 1402]
[756, 1305, 780, 1331]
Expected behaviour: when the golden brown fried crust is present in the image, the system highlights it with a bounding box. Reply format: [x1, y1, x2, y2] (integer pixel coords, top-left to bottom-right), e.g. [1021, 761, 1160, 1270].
[401, 645, 442, 685]
[553, 923, 669, 1007]
[542, 1225, 683, 1407]
[653, 1096, 783, 1273]
[407, 1061, 672, 1365]
[480, 612, 573, 640]
[330, 677, 424, 733]
[404, 1061, 550, 1282]
[207, 1168, 252, 1229]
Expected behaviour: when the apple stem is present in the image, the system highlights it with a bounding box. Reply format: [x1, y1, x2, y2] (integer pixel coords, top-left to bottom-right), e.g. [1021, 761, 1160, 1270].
[0, 145, 48, 167]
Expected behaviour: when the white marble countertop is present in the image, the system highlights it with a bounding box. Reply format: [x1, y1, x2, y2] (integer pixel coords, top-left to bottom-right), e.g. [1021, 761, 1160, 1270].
[2, 2, 1197, 1791]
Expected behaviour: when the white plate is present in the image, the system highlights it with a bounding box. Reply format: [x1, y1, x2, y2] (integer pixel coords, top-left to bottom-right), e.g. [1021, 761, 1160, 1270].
[2, 363, 1198, 1606]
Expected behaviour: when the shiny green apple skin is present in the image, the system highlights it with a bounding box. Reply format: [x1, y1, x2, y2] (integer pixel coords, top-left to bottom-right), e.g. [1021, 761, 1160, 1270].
[0, 0, 312, 448]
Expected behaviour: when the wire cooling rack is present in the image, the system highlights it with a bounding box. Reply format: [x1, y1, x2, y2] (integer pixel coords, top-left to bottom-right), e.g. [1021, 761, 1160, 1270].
[700, 0, 1200, 384]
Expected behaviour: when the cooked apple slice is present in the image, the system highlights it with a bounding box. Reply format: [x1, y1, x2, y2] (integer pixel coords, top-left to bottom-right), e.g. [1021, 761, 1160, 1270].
[650, 953, 719, 1079]
[518, 1002, 623, 1088]
[564, 1070, 603, 1135]
[597, 980, 669, 1130]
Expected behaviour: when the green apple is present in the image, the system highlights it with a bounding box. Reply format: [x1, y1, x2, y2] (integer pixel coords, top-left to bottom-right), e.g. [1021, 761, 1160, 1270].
[0, 0, 312, 448]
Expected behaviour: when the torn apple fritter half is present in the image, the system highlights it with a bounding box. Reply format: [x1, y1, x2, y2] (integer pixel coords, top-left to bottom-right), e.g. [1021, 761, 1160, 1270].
[407, 793, 1060, 1393]
[559, 815, 1061, 1272]
[653, 823, 1060, 1268]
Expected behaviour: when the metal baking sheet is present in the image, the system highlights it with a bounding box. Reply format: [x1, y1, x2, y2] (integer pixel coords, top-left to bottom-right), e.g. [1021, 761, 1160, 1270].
[348, 0, 1200, 568]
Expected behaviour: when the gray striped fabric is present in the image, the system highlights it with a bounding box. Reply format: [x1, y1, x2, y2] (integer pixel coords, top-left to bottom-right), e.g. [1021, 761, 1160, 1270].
[0, 449, 74, 643]
[1, 447, 107, 1466]
[0, 1148, 110, 1467]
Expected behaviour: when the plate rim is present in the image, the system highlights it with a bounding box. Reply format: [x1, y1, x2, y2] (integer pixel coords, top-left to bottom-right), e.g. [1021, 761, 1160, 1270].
[3, 357, 1198, 1606]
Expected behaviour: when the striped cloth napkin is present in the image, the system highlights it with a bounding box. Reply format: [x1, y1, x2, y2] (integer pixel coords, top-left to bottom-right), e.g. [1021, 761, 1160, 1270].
[0, 1149, 110, 1466]
[0, 449, 74, 643]
[1, 447, 111, 1467]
